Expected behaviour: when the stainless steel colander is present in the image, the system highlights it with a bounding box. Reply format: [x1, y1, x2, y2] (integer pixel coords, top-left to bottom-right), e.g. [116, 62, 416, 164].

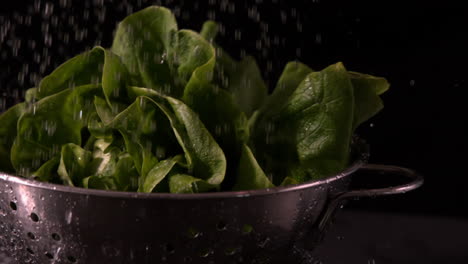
[0, 142, 423, 264]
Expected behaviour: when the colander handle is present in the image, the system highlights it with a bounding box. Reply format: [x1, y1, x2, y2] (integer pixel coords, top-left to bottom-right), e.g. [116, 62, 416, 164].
[317, 164, 424, 232]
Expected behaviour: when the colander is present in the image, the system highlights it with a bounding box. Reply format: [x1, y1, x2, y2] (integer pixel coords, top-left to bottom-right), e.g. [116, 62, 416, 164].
[0, 141, 423, 264]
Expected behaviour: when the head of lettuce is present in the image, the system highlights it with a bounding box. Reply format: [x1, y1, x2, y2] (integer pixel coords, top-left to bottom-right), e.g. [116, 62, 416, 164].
[0, 6, 389, 193]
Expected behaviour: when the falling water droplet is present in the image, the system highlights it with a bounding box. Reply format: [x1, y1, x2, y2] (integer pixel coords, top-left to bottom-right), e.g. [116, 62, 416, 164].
[43, 2, 54, 18]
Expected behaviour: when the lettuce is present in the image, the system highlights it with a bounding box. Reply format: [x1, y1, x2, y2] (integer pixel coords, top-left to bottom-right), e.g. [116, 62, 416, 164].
[0, 6, 389, 192]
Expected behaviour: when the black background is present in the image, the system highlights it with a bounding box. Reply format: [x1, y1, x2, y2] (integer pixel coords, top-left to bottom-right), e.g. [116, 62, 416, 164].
[1, 0, 467, 219]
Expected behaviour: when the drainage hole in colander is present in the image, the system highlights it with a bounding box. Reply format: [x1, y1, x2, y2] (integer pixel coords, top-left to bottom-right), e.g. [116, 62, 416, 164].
[45, 252, 54, 259]
[163, 243, 175, 254]
[26, 248, 34, 255]
[9, 201, 17, 211]
[216, 220, 227, 231]
[51, 233, 61, 241]
[27, 232, 36, 240]
[30, 212, 39, 222]
[67, 256, 77, 263]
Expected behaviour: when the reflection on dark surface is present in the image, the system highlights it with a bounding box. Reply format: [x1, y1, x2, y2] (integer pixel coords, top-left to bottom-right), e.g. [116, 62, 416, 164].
[313, 209, 468, 264]
[2, 209, 467, 263]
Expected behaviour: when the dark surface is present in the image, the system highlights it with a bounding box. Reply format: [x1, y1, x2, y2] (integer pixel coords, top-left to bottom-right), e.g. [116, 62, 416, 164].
[314, 209, 468, 264]
[2, 209, 467, 263]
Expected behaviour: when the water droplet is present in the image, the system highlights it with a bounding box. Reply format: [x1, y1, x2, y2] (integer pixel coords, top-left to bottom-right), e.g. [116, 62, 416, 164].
[43, 2, 54, 18]
[65, 210, 73, 224]
[187, 227, 201, 239]
[199, 248, 213, 258]
[315, 33, 322, 44]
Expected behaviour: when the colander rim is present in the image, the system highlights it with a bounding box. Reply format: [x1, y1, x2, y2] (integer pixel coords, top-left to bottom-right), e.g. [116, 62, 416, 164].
[0, 139, 368, 200]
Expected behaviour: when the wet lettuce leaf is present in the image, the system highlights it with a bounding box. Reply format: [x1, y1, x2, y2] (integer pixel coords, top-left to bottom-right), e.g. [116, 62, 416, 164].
[168, 173, 217, 194]
[0, 103, 25, 172]
[31, 156, 60, 183]
[58, 143, 93, 186]
[250, 63, 355, 184]
[200, 21, 268, 117]
[349, 71, 390, 130]
[139, 155, 182, 193]
[111, 6, 178, 95]
[126, 90, 227, 188]
[101, 48, 129, 109]
[0, 6, 389, 192]
[37, 47, 104, 99]
[233, 144, 274, 191]
[11, 84, 101, 176]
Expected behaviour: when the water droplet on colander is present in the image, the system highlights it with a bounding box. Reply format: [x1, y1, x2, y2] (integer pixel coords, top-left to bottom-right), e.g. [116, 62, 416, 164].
[199, 247, 213, 258]
[187, 227, 201, 239]
[65, 210, 73, 224]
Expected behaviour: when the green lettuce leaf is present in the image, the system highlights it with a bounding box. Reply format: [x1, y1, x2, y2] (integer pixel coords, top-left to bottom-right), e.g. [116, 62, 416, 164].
[58, 143, 93, 186]
[101, 48, 130, 110]
[127, 89, 227, 188]
[0, 103, 25, 172]
[114, 152, 139, 191]
[0, 6, 390, 193]
[109, 95, 178, 175]
[138, 155, 182, 193]
[83, 175, 117, 190]
[251, 62, 355, 184]
[255, 61, 313, 119]
[37, 47, 104, 99]
[11, 84, 101, 175]
[168, 174, 217, 194]
[31, 156, 60, 183]
[111, 6, 178, 95]
[233, 144, 274, 191]
[349, 71, 390, 129]
[200, 21, 268, 117]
